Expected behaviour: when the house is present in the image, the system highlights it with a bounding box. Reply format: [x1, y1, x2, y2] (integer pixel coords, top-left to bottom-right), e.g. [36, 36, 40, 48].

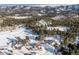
[47, 26, 69, 31]
[36, 19, 48, 27]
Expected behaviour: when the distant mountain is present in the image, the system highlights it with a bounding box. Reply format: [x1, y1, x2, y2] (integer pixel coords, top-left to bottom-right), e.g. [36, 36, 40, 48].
[0, 4, 79, 17]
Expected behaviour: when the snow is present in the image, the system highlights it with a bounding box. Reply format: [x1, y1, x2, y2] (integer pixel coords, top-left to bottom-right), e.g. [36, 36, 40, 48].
[44, 36, 62, 45]
[51, 15, 66, 20]
[0, 25, 38, 47]
[7, 16, 32, 19]
[0, 25, 62, 55]
[29, 39, 37, 44]
[75, 36, 79, 44]
[41, 44, 55, 55]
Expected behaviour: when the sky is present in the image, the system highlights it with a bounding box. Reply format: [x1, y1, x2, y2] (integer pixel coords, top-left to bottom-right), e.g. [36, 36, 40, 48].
[0, 4, 70, 7]
[0, 0, 78, 4]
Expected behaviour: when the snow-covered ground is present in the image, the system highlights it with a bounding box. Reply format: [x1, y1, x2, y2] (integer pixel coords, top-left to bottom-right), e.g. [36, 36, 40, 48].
[0, 25, 61, 55]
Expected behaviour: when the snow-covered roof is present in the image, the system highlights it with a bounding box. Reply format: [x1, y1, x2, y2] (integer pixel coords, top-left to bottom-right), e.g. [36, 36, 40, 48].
[47, 26, 69, 31]
[38, 19, 47, 26]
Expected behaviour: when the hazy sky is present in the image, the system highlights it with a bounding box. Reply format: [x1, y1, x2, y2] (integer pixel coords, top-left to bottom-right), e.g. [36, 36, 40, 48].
[0, 0, 78, 4]
[0, 4, 76, 7]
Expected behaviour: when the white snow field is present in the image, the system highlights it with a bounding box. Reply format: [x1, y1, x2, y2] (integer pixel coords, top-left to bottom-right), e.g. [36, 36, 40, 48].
[0, 25, 61, 55]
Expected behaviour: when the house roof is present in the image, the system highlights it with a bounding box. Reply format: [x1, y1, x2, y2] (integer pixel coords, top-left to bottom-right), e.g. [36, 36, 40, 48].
[38, 19, 47, 26]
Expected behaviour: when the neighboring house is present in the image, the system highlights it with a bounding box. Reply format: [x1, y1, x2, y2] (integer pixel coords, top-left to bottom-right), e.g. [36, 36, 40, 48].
[47, 26, 70, 31]
[36, 19, 48, 27]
